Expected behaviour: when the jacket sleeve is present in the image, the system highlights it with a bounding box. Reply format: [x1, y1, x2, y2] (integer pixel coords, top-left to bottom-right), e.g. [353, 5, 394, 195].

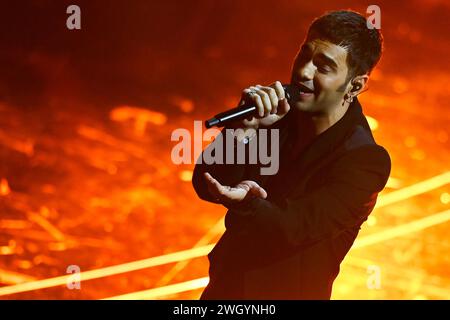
[225, 145, 392, 247]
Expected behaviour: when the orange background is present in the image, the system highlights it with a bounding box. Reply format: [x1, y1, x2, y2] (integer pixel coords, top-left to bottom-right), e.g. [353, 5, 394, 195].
[0, 0, 449, 299]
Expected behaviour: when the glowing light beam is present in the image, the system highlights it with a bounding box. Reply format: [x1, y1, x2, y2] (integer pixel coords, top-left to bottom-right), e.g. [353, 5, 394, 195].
[0, 244, 214, 297]
[376, 171, 450, 208]
[105, 208, 450, 300]
[0, 171, 448, 297]
[353, 209, 450, 248]
[103, 277, 209, 300]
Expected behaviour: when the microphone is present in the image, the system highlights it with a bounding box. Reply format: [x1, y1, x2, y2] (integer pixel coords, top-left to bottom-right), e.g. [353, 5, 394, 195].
[205, 84, 295, 128]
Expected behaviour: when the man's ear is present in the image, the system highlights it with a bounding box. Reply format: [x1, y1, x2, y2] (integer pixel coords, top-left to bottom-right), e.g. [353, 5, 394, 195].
[349, 74, 369, 96]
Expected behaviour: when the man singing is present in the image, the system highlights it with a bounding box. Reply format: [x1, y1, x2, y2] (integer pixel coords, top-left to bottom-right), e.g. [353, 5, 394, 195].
[193, 10, 391, 299]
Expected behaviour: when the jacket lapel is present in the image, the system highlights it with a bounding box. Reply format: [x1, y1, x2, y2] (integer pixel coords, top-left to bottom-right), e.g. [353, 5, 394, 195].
[253, 98, 368, 199]
[264, 98, 367, 200]
[294, 98, 364, 176]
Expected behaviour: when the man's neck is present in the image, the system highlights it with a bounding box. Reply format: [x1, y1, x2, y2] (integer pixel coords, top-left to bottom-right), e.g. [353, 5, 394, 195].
[298, 102, 350, 137]
[310, 103, 350, 136]
[290, 102, 350, 157]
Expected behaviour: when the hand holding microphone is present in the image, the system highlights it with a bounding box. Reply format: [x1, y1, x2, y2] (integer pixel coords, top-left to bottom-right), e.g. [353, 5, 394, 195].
[205, 81, 292, 129]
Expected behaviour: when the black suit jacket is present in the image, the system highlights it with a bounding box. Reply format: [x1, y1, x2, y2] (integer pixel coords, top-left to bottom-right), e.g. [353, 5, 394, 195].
[192, 98, 391, 299]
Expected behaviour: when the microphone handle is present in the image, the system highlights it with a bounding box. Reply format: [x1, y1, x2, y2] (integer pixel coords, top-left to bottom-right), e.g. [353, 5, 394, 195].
[205, 85, 292, 129]
[205, 105, 256, 128]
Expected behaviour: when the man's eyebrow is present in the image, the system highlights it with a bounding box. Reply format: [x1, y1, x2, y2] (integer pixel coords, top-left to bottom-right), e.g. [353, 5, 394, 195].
[315, 52, 338, 69]
[300, 44, 339, 69]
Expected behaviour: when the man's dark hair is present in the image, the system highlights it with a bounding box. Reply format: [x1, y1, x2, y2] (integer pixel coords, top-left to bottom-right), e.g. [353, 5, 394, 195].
[307, 10, 383, 77]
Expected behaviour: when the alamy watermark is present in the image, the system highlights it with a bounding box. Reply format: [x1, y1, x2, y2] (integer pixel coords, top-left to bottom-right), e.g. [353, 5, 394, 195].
[366, 5, 381, 29]
[64, 5, 380, 31]
[66, 5, 81, 30]
[171, 121, 280, 175]
[367, 265, 382, 290]
[66, 265, 81, 290]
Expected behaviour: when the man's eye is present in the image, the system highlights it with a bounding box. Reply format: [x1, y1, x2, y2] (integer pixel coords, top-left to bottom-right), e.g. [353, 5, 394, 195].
[317, 64, 331, 73]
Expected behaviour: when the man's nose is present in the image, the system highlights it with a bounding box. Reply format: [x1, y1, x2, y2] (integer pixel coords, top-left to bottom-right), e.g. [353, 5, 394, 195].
[296, 61, 315, 81]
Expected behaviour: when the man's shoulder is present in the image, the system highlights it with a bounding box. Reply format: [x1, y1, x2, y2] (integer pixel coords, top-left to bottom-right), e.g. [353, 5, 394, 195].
[327, 126, 391, 193]
[336, 125, 391, 177]
[344, 124, 376, 150]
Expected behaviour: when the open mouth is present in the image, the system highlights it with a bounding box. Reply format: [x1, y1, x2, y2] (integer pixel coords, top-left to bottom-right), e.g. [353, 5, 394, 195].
[298, 83, 314, 94]
[287, 82, 315, 101]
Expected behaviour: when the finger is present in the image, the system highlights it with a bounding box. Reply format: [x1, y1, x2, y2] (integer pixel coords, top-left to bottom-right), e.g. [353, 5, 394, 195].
[246, 87, 265, 117]
[257, 85, 278, 114]
[277, 98, 291, 116]
[204, 172, 221, 189]
[252, 86, 271, 116]
[273, 80, 285, 100]
[242, 117, 258, 128]
[242, 180, 268, 199]
[204, 172, 214, 182]
[267, 81, 285, 115]
[204, 172, 225, 195]
[241, 88, 253, 102]
[244, 116, 254, 123]
[250, 185, 267, 199]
